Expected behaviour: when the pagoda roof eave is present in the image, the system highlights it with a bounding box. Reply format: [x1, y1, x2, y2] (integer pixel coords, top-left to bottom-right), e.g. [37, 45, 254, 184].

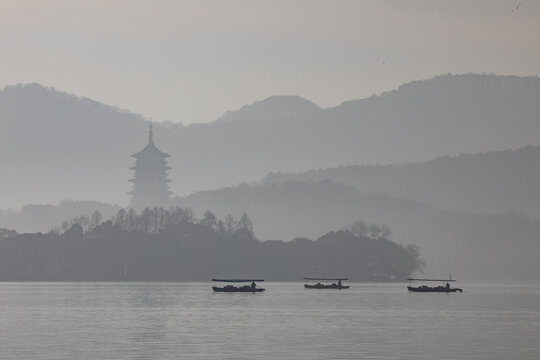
[131, 142, 170, 158]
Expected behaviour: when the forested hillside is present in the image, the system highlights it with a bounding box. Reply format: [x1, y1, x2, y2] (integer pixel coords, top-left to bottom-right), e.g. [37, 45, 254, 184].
[0, 207, 421, 281]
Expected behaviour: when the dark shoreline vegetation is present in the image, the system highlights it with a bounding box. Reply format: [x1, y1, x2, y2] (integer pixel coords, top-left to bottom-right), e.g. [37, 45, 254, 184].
[0, 207, 424, 282]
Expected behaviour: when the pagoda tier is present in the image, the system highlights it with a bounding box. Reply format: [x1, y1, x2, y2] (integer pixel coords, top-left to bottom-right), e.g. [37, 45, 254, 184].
[129, 122, 172, 209]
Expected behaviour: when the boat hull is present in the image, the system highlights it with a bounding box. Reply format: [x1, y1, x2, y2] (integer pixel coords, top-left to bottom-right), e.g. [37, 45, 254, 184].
[212, 286, 265, 293]
[407, 286, 462, 293]
[304, 284, 350, 290]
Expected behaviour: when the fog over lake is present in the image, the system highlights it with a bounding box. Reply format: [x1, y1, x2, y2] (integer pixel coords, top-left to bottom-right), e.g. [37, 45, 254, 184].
[1, 1, 540, 359]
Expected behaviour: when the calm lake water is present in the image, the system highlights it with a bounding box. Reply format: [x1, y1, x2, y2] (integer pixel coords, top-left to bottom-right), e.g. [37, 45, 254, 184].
[1, 282, 539, 359]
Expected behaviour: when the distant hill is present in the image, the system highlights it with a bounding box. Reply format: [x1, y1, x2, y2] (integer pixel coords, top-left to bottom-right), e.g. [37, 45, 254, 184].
[263, 144, 540, 219]
[215, 95, 321, 123]
[0, 83, 147, 207]
[0, 201, 121, 233]
[1, 73, 540, 208]
[177, 180, 540, 281]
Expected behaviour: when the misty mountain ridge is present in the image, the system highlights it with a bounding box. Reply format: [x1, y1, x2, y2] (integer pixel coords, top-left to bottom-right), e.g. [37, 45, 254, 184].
[1, 73, 540, 208]
[263, 143, 540, 219]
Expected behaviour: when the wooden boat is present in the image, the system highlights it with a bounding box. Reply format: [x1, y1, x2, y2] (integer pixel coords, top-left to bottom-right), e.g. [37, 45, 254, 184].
[407, 278, 463, 292]
[211, 279, 265, 292]
[303, 277, 350, 289]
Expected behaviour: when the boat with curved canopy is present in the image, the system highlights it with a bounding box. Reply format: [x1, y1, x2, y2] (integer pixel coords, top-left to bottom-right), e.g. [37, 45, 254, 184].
[407, 278, 463, 292]
[303, 278, 349, 289]
[211, 279, 265, 293]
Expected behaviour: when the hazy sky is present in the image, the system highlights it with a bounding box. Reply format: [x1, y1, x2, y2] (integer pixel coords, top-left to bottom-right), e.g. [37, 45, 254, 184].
[1, 0, 539, 124]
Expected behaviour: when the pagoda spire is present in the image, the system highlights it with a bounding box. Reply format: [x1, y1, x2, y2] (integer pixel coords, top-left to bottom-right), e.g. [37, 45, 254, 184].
[148, 118, 154, 144]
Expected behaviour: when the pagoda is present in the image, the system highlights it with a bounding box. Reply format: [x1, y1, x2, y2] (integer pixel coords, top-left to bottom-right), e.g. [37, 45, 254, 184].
[129, 121, 172, 209]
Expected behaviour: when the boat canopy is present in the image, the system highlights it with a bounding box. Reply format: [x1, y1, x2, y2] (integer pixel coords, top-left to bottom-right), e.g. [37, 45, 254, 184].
[303, 277, 348, 281]
[211, 279, 264, 282]
[407, 278, 456, 282]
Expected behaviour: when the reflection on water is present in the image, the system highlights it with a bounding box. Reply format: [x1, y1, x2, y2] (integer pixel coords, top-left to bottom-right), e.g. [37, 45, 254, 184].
[1, 282, 539, 359]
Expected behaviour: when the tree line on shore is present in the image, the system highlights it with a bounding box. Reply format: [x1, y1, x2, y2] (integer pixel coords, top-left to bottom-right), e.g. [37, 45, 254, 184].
[0, 207, 424, 281]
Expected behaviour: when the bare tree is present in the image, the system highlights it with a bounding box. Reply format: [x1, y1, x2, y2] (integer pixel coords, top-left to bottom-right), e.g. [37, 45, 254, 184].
[113, 208, 127, 230]
[224, 214, 237, 235]
[238, 213, 254, 239]
[349, 220, 368, 238]
[89, 210, 103, 231]
[139, 208, 151, 233]
[60, 219, 72, 233]
[151, 207, 160, 233]
[380, 224, 391, 239]
[200, 210, 217, 229]
[179, 207, 195, 224]
[76, 215, 90, 233]
[216, 219, 225, 236]
[368, 223, 381, 239]
[126, 208, 137, 231]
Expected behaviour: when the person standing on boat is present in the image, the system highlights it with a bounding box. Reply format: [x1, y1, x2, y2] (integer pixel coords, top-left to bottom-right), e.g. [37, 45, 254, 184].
[338, 280, 342, 288]
[251, 281, 256, 290]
